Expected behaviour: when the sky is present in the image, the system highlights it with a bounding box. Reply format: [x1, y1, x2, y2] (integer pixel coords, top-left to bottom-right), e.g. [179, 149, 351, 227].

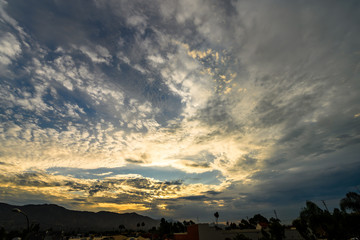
[0, 0, 360, 224]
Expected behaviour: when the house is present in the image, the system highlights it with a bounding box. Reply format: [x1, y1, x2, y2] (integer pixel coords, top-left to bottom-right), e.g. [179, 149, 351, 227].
[174, 224, 304, 240]
[174, 224, 262, 240]
[256, 222, 268, 230]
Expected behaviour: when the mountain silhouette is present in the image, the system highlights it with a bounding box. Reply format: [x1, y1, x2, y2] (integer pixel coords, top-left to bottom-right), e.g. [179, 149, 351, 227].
[0, 202, 159, 232]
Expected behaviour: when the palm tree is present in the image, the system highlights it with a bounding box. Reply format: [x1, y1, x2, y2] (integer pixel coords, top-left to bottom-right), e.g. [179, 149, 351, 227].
[214, 212, 219, 226]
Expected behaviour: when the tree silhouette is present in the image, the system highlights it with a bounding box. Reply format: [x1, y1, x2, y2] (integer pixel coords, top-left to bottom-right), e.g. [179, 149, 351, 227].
[239, 219, 255, 229]
[118, 224, 125, 232]
[183, 220, 195, 226]
[293, 201, 327, 239]
[292, 218, 316, 240]
[214, 212, 219, 225]
[141, 221, 145, 230]
[293, 194, 360, 240]
[340, 191, 360, 213]
[249, 213, 268, 226]
[267, 217, 285, 240]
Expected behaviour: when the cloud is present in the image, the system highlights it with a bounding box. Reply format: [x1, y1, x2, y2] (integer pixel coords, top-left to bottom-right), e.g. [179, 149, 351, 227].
[0, 166, 227, 216]
[125, 158, 146, 164]
[0, 0, 360, 222]
[79, 45, 112, 64]
[177, 195, 208, 201]
[0, 32, 21, 65]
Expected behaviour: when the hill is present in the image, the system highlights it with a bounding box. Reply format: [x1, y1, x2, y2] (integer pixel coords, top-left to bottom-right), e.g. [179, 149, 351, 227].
[0, 202, 159, 232]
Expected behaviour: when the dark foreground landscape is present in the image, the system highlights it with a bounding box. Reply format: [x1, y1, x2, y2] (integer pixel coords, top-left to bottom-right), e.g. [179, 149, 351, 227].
[0, 192, 359, 240]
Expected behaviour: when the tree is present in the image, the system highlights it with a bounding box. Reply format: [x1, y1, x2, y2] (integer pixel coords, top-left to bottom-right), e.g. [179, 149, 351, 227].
[214, 212, 219, 225]
[239, 219, 255, 229]
[267, 218, 285, 240]
[249, 214, 268, 226]
[230, 222, 237, 229]
[293, 195, 360, 240]
[293, 201, 328, 239]
[173, 221, 186, 233]
[292, 218, 316, 240]
[158, 218, 172, 237]
[340, 191, 360, 213]
[118, 224, 125, 232]
[140, 222, 145, 231]
[183, 220, 195, 226]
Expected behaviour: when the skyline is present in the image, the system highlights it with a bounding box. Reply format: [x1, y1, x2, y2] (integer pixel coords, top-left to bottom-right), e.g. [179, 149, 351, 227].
[0, 0, 360, 223]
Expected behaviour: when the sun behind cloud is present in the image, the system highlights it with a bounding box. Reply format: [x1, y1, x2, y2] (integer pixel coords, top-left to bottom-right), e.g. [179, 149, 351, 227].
[0, 0, 360, 222]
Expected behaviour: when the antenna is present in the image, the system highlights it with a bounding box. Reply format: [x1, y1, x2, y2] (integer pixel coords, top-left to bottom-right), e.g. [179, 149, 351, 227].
[321, 200, 329, 212]
[274, 210, 278, 219]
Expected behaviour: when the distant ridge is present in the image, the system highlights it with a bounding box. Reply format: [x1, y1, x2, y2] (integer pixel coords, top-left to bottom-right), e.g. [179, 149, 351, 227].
[0, 202, 159, 231]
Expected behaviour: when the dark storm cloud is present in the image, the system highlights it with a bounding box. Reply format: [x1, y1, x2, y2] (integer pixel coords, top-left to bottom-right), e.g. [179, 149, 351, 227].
[155, 195, 209, 203]
[5, 0, 116, 48]
[203, 190, 222, 196]
[65, 181, 89, 192]
[178, 195, 208, 201]
[88, 184, 110, 196]
[125, 158, 146, 164]
[184, 162, 210, 168]
[194, 98, 244, 134]
[265, 115, 360, 171]
[248, 157, 360, 202]
[64, 181, 112, 196]
[253, 89, 318, 128]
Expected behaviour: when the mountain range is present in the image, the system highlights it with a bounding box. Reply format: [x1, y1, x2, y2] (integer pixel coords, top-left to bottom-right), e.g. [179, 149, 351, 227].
[0, 202, 159, 232]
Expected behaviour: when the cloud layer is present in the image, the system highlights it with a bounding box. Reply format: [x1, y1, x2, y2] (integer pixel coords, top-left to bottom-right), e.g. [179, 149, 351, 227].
[1, 0, 360, 222]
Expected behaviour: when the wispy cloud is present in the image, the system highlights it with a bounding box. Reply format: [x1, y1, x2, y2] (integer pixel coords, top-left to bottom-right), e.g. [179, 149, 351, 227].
[0, 32, 21, 65]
